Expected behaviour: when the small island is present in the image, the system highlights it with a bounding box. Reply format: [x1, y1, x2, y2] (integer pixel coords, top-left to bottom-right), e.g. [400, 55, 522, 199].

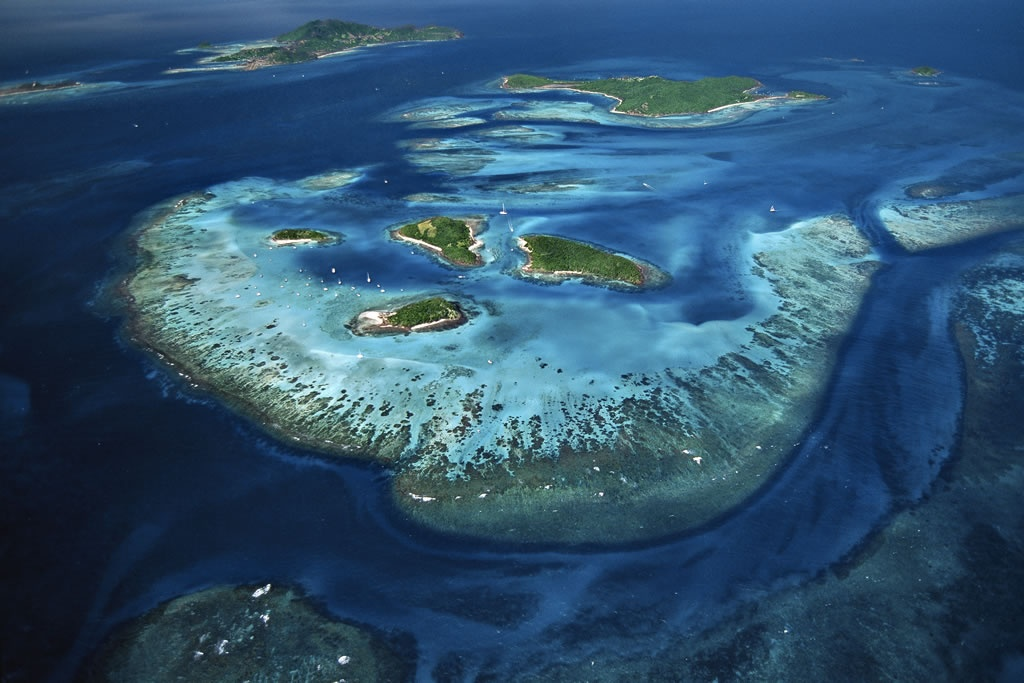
[394, 216, 483, 266]
[518, 234, 645, 286]
[0, 79, 81, 98]
[269, 228, 336, 245]
[911, 65, 941, 77]
[352, 297, 467, 335]
[210, 19, 463, 69]
[502, 73, 826, 116]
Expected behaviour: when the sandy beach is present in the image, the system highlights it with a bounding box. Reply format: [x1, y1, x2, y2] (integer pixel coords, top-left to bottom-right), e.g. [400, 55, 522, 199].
[353, 303, 467, 335]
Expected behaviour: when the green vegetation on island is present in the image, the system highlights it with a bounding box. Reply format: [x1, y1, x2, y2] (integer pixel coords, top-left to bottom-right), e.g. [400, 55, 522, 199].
[503, 73, 825, 116]
[503, 74, 554, 89]
[396, 216, 481, 266]
[270, 228, 332, 243]
[213, 19, 462, 68]
[0, 80, 81, 98]
[911, 65, 941, 77]
[520, 234, 644, 285]
[385, 297, 463, 329]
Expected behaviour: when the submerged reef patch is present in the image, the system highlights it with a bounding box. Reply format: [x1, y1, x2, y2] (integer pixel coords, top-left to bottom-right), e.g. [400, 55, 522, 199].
[881, 193, 1024, 251]
[82, 584, 414, 681]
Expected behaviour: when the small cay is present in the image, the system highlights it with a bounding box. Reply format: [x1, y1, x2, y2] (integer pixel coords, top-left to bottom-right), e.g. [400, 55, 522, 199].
[351, 297, 468, 335]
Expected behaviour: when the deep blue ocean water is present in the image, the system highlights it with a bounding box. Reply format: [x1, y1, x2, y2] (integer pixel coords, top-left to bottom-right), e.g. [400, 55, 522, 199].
[2, 2, 1024, 681]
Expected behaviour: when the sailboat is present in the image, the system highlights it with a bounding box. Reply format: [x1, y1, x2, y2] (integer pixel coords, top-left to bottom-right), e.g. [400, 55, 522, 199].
[499, 202, 508, 215]
[769, 205, 777, 213]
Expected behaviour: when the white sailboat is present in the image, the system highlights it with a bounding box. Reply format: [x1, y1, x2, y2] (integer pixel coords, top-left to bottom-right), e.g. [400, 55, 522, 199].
[499, 202, 508, 215]
[769, 205, 777, 213]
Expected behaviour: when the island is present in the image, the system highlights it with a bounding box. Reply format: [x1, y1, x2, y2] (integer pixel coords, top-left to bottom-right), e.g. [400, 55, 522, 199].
[502, 73, 826, 116]
[269, 228, 336, 245]
[911, 65, 941, 77]
[351, 297, 467, 335]
[210, 19, 462, 69]
[517, 234, 646, 286]
[393, 216, 483, 266]
[0, 79, 81, 98]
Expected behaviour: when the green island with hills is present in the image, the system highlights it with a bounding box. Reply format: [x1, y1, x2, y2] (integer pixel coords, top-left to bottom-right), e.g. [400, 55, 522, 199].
[385, 297, 464, 328]
[911, 65, 941, 77]
[210, 19, 463, 69]
[352, 296, 467, 335]
[519, 234, 645, 285]
[0, 79, 81, 98]
[502, 73, 826, 116]
[269, 228, 334, 244]
[394, 216, 482, 266]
